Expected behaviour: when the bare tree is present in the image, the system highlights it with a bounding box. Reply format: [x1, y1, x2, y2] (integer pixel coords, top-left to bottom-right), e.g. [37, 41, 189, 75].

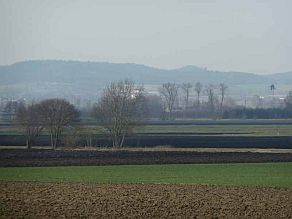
[181, 83, 193, 110]
[94, 80, 144, 148]
[16, 103, 43, 149]
[285, 90, 292, 110]
[159, 83, 179, 120]
[219, 83, 228, 111]
[39, 99, 79, 149]
[205, 84, 217, 114]
[194, 82, 203, 107]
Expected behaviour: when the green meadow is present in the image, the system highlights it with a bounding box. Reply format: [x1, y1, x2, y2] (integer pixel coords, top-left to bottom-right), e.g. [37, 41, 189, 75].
[1, 162, 292, 188]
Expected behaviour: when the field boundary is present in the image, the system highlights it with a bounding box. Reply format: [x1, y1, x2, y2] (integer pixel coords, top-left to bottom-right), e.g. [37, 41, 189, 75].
[1, 134, 292, 148]
[1, 149, 292, 167]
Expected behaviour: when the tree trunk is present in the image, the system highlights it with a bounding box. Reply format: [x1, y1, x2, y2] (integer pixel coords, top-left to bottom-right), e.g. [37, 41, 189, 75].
[119, 134, 125, 148]
[50, 133, 55, 150]
[26, 138, 31, 150]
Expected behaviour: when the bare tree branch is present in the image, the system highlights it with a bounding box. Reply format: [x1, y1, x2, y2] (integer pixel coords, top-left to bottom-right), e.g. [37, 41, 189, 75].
[39, 99, 79, 149]
[219, 83, 228, 112]
[194, 82, 203, 107]
[181, 83, 192, 110]
[16, 103, 43, 149]
[94, 80, 144, 148]
[159, 83, 179, 120]
[204, 84, 218, 116]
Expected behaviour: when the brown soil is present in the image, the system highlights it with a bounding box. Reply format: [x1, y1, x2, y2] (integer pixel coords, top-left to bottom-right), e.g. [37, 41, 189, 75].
[1, 149, 292, 167]
[2, 134, 292, 149]
[0, 182, 292, 219]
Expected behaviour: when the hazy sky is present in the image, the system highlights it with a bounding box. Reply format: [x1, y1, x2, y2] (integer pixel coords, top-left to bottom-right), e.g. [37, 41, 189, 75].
[0, 0, 291, 74]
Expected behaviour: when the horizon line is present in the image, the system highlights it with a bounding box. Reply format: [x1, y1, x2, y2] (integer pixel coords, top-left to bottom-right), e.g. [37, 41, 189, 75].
[1, 58, 291, 76]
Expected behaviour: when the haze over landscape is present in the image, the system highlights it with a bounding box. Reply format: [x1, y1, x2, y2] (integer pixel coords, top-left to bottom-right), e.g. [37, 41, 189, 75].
[0, 0, 291, 74]
[0, 60, 292, 102]
[1, 1, 292, 218]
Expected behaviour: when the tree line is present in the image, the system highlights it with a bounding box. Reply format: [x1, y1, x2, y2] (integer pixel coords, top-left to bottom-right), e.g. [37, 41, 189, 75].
[16, 99, 79, 149]
[14, 80, 144, 149]
[5, 79, 292, 149]
[153, 82, 228, 119]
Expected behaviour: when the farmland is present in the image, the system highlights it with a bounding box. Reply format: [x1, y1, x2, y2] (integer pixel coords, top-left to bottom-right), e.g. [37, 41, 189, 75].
[1, 182, 291, 218]
[1, 163, 292, 187]
[2, 119, 292, 136]
[2, 119, 292, 148]
[1, 148, 292, 167]
[1, 120, 292, 218]
[1, 163, 292, 218]
[1, 0, 291, 217]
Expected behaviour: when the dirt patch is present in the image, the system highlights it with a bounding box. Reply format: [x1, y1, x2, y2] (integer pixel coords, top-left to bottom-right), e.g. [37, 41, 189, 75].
[1, 149, 292, 167]
[2, 134, 292, 149]
[0, 182, 291, 218]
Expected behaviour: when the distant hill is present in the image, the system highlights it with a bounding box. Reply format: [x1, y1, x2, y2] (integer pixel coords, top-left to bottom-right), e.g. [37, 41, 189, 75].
[0, 60, 291, 100]
[266, 71, 292, 85]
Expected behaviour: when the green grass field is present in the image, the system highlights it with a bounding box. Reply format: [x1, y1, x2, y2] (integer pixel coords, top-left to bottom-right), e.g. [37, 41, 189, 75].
[1, 162, 292, 188]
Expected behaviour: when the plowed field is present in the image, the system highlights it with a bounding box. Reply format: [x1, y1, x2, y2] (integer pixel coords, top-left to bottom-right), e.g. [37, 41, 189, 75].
[1, 182, 292, 218]
[1, 149, 292, 167]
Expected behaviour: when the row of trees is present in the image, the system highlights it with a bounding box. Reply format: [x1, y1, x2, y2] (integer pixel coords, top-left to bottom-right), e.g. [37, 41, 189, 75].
[16, 80, 230, 149]
[12, 79, 292, 149]
[16, 99, 79, 149]
[16, 80, 144, 149]
[159, 82, 228, 119]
